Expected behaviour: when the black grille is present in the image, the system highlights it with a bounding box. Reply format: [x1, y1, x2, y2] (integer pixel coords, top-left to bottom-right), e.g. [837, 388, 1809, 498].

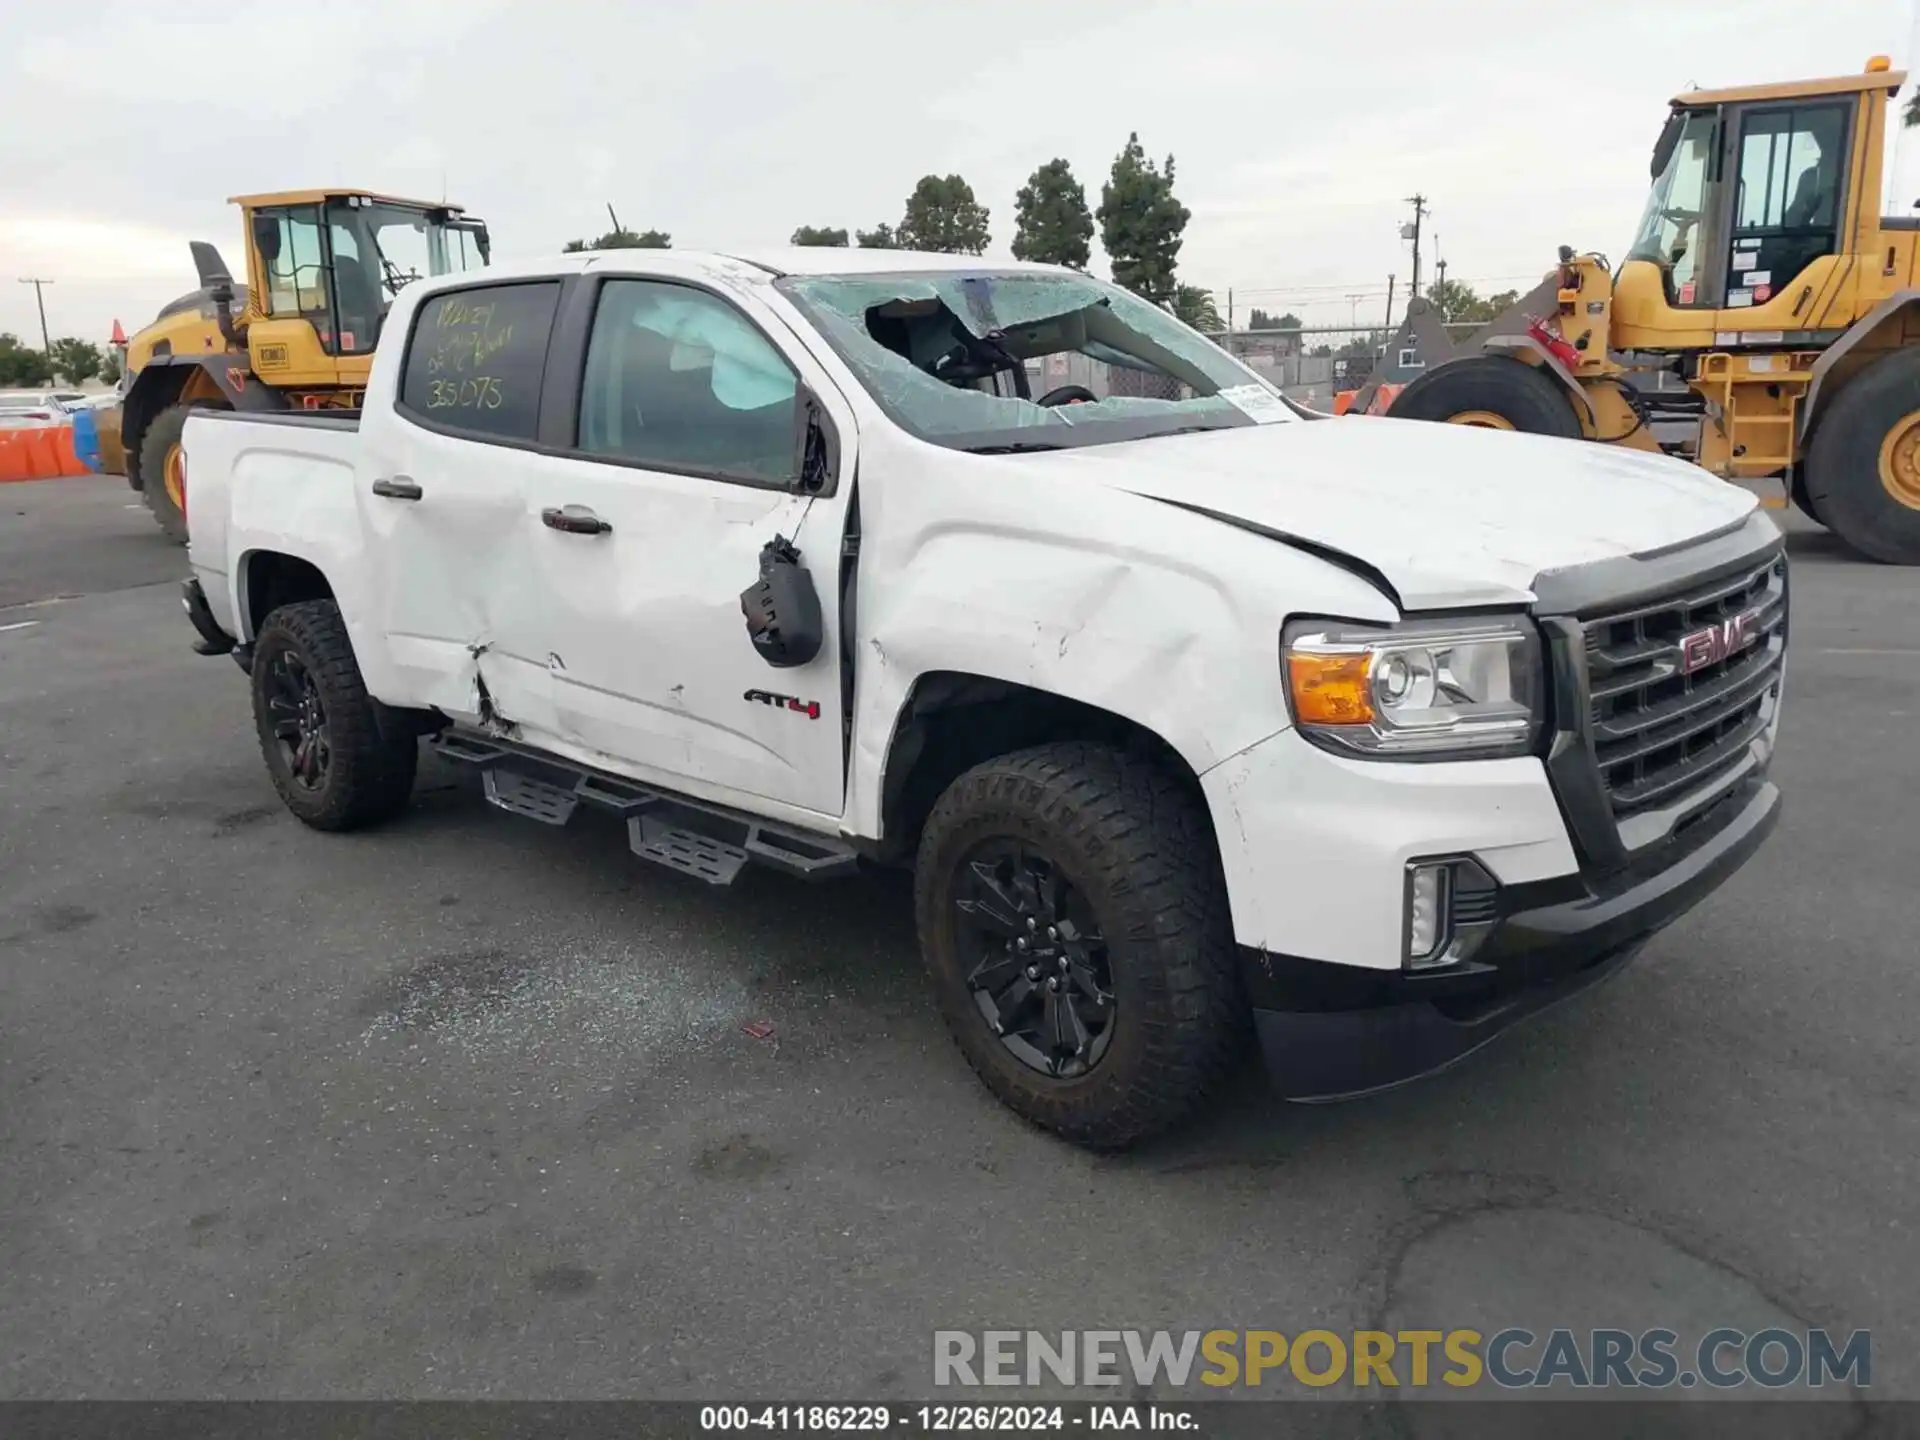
[1581, 553, 1787, 821]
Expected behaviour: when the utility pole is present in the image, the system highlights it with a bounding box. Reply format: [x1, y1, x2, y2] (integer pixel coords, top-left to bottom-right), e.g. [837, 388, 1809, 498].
[17, 277, 54, 358]
[1401, 194, 1428, 299]
[1383, 275, 1397, 338]
[1347, 292, 1365, 329]
[1226, 287, 1234, 335]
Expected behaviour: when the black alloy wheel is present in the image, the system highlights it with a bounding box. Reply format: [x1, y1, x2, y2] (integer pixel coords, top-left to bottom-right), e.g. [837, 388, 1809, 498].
[954, 841, 1115, 1078]
[263, 648, 332, 792]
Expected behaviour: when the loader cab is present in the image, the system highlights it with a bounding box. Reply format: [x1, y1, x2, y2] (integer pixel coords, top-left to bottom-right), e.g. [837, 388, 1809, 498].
[1629, 99, 1848, 309]
[1620, 61, 1900, 328]
[237, 189, 491, 386]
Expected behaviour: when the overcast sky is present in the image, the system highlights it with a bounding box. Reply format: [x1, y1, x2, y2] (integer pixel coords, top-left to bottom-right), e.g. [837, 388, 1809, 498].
[5, 0, 1920, 349]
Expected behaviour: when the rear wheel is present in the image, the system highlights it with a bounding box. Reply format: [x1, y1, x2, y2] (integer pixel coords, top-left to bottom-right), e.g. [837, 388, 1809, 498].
[1386, 355, 1585, 439]
[251, 600, 418, 831]
[137, 400, 224, 544]
[1804, 348, 1920, 565]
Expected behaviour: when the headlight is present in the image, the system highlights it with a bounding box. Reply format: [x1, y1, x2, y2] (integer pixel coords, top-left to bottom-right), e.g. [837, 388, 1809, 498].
[1282, 616, 1543, 759]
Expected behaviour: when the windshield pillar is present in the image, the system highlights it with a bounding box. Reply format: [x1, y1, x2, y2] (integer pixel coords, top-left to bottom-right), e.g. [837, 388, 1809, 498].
[1628, 108, 1720, 306]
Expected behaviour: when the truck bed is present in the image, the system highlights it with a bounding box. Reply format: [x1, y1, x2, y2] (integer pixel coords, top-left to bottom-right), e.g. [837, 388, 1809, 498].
[191, 408, 362, 432]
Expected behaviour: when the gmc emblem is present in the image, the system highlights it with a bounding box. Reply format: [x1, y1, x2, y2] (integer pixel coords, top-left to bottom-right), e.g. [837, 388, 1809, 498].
[1678, 609, 1762, 674]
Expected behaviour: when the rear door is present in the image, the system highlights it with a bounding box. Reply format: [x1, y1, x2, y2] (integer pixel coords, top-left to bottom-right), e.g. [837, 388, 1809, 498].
[356, 276, 565, 723]
[508, 265, 858, 821]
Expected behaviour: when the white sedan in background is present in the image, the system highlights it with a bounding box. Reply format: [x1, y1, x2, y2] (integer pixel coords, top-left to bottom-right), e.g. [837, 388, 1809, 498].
[0, 389, 90, 428]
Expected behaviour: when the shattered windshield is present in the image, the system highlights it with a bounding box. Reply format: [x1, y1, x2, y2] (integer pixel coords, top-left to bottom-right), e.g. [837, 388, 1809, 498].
[775, 270, 1296, 452]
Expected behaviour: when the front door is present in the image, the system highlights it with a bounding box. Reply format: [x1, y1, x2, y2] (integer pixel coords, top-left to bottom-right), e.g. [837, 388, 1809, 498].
[512, 273, 854, 820]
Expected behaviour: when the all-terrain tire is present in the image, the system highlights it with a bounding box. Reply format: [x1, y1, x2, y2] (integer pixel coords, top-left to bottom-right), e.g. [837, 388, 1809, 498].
[251, 600, 418, 831]
[138, 399, 223, 544]
[1386, 354, 1585, 439]
[914, 742, 1245, 1150]
[1803, 347, 1920, 565]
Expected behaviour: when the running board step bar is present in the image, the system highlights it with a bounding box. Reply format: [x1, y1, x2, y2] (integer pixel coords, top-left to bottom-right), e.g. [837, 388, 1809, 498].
[430, 729, 858, 886]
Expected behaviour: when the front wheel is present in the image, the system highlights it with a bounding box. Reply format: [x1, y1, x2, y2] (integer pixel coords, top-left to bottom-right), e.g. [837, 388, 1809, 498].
[251, 600, 418, 831]
[1385, 354, 1585, 438]
[136, 399, 224, 544]
[914, 742, 1245, 1150]
[1803, 347, 1920, 564]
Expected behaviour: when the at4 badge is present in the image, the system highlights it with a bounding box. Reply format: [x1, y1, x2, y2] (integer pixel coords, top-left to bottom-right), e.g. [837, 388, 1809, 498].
[744, 689, 821, 720]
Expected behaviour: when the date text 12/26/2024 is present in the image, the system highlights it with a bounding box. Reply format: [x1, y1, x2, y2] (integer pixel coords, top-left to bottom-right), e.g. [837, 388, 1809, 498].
[700, 1405, 1195, 1432]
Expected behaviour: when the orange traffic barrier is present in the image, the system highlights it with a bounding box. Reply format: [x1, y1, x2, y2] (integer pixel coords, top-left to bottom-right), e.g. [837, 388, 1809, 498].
[1367, 383, 1404, 415]
[1331, 384, 1403, 418]
[0, 422, 84, 483]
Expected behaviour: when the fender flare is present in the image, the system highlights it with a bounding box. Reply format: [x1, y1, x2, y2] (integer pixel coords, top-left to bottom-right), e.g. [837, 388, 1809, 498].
[1799, 287, 1920, 441]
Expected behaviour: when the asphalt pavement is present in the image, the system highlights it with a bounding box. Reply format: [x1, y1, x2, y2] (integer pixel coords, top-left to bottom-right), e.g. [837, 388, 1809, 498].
[1, 475, 1914, 1424]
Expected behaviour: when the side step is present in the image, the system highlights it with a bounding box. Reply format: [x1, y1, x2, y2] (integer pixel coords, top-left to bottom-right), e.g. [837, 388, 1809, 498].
[428, 728, 858, 886]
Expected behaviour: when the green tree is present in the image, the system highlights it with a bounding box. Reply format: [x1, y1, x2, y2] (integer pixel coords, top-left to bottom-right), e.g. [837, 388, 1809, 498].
[790, 225, 849, 247]
[1249, 309, 1302, 333]
[1011, 158, 1094, 269]
[48, 338, 104, 386]
[0, 334, 51, 386]
[897, 175, 991, 254]
[563, 226, 671, 252]
[1425, 279, 1520, 325]
[1172, 284, 1223, 332]
[1097, 133, 1189, 305]
[1906, 89, 1919, 127]
[855, 223, 900, 249]
[100, 352, 122, 386]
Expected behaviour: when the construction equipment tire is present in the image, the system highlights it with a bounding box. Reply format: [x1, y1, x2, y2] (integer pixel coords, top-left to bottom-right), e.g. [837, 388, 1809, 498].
[1386, 355, 1584, 440]
[138, 400, 222, 545]
[1804, 347, 1920, 565]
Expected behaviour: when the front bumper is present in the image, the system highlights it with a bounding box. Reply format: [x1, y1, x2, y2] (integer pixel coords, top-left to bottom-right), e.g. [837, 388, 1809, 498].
[1246, 773, 1780, 1100]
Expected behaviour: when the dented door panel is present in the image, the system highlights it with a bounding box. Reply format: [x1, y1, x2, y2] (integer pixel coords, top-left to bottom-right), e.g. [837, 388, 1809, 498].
[509, 450, 849, 816]
[354, 414, 551, 724]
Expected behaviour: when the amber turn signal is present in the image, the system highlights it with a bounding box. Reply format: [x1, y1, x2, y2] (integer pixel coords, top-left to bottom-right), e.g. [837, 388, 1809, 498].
[1287, 651, 1375, 726]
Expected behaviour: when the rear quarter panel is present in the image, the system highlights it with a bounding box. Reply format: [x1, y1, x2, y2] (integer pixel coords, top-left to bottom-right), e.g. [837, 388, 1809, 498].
[185, 416, 385, 683]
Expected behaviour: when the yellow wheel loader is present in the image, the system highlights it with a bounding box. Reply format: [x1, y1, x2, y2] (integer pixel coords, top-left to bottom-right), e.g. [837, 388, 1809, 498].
[111, 190, 490, 541]
[1381, 57, 1920, 565]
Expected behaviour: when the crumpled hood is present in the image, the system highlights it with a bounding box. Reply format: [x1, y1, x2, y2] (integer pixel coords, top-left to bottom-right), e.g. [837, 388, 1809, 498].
[1030, 415, 1756, 610]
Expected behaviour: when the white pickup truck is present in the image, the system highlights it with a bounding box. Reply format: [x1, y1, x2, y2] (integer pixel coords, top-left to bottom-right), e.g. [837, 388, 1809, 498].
[179, 248, 1787, 1149]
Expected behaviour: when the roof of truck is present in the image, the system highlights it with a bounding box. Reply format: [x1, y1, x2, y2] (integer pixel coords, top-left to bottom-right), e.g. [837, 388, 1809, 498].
[719, 247, 1071, 277]
[521, 247, 1072, 279]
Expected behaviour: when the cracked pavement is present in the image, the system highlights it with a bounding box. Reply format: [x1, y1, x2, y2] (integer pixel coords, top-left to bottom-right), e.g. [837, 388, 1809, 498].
[0, 476, 1914, 1420]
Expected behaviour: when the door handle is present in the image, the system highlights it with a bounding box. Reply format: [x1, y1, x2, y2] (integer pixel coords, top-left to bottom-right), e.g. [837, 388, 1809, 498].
[542, 504, 612, 536]
[371, 476, 423, 500]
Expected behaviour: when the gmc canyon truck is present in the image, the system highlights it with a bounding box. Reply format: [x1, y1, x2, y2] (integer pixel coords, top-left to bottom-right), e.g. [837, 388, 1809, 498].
[179, 248, 1787, 1149]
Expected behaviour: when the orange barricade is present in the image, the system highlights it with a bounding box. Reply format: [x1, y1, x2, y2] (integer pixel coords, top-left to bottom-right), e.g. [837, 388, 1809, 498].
[1332, 384, 1403, 418]
[1368, 383, 1404, 415]
[0, 423, 84, 483]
